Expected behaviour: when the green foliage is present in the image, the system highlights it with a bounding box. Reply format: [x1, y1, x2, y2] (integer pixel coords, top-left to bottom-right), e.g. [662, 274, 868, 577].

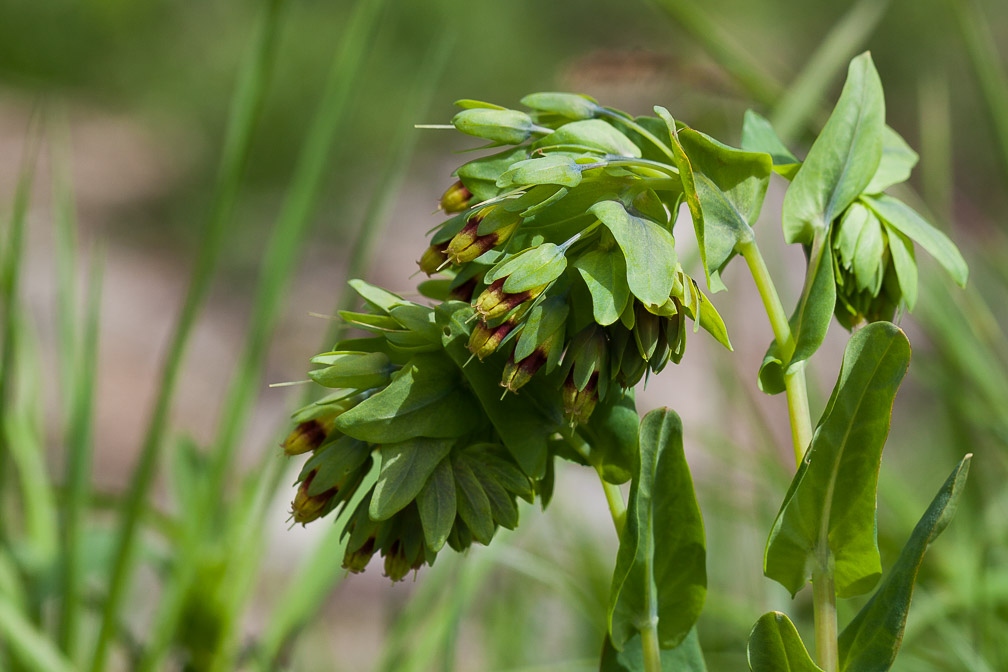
[747, 612, 823, 672]
[765, 322, 910, 598]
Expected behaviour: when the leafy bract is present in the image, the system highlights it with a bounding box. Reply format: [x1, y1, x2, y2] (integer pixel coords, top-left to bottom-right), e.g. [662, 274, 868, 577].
[416, 457, 456, 552]
[609, 409, 706, 650]
[370, 437, 453, 520]
[497, 154, 583, 188]
[486, 243, 568, 293]
[455, 147, 529, 201]
[782, 52, 884, 245]
[677, 128, 772, 282]
[573, 248, 630, 326]
[334, 354, 482, 443]
[535, 119, 641, 157]
[747, 612, 824, 672]
[601, 628, 707, 672]
[838, 455, 972, 672]
[765, 322, 910, 597]
[862, 194, 968, 287]
[590, 200, 677, 307]
[864, 126, 918, 194]
[741, 110, 801, 179]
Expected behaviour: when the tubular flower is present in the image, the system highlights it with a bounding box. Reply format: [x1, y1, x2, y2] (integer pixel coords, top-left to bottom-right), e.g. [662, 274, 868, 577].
[439, 180, 472, 214]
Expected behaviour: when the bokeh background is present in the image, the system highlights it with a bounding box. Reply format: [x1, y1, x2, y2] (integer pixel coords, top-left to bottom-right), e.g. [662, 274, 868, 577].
[1, 0, 1006, 670]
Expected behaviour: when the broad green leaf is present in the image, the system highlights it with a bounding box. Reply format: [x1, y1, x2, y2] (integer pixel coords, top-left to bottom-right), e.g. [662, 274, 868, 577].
[370, 437, 454, 520]
[833, 202, 870, 268]
[438, 303, 559, 478]
[601, 628, 707, 672]
[452, 454, 495, 544]
[452, 108, 533, 145]
[334, 353, 482, 443]
[747, 612, 823, 672]
[590, 200, 677, 307]
[497, 154, 583, 188]
[677, 128, 772, 280]
[349, 279, 406, 313]
[307, 351, 391, 389]
[535, 119, 641, 157]
[303, 436, 371, 496]
[389, 304, 441, 343]
[852, 207, 885, 293]
[521, 92, 600, 120]
[456, 147, 530, 201]
[609, 409, 706, 650]
[884, 223, 917, 310]
[782, 53, 884, 245]
[513, 296, 568, 362]
[573, 248, 630, 326]
[864, 126, 918, 194]
[741, 110, 801, 179]
[486, 243, 567, 293]
[765, 322, 910, 597]
[580, 391, 639, 485]
[472, 461, 519, 529]
[862, 194, 967, 287]
[654, 106, 708, 285]
[417, 458, 456, 552]
[838, 455, 971, 672]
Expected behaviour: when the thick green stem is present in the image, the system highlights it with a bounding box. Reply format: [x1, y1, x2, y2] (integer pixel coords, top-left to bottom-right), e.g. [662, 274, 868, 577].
[640, 621, 663, 672]
[738, 237, 835, 669]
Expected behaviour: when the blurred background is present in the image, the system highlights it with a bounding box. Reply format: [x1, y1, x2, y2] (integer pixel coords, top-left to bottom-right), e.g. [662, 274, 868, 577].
[1, 0, 1006, 670]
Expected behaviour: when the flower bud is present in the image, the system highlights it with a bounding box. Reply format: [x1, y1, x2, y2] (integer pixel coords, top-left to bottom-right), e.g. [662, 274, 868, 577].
[418, 243, 449, 275]
[447, 277, 478, 302]
[562, 371, 599, 425]
[439, 180, 472, 214]
[501, 350, 546, 393]
[290, 472, 338, 526]
[446, 207, 519, 265]
[473, 278, 544, 322]
[467, 319, 515, 360]
[452, 108, 533, 145]
[382, 539, 425, 582]
[343, 536, 376, 573]
[282, 417, 336, 456]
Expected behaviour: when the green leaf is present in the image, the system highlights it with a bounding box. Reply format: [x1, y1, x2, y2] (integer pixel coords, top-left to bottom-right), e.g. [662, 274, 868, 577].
[609, 409, 706, 650]
[497, 154, 584, 188]
[782, 53, 885, 245]
[334, 354, 482, 443]
[521, 92, 600, 120]
[573, 248, 630, 326]
[864, 126, 918, 194]
[677, 128, 772, 279]
[654, 106, 708, 285]
[884, 223, 917, 310]
[535, 119, 641, 157]
[513, 296, 568, 362]
[590, 200, 677, 307]
[747, 612, 824, 672]
[852, 207, 885, 293]
[601, 628, 707, 672]
[765, 322, 910, 598]
[741, 110, 801, 179]
[307, 351, 391, 389]
[838, 455, 971, 672]
[456, 147, 530, 201]
[486, 243, 568, 293]
[452, 454, 495, 544]
[472, 462, 519, 530]
[302, 436, 371, 496]
[416, 457, 456, 552]
[370, 437, 454, 521]
[862, 194, 968, 287]
[349, 278, 406, 313]
[580, 391, 639, 485]
[452, 108, 533, 145]
[438, 303, 559, 478]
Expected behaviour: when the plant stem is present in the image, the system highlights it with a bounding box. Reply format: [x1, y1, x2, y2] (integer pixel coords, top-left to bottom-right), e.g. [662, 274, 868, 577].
[640, 621, 663, 672]
[561, 431, 626, 535]
[738, 237, 835, 669]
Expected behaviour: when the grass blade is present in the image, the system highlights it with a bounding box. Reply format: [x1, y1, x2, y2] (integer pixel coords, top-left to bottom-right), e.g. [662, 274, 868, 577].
[57, 250, 102, 661]
[88, 1, 290, 669]
[769, 0, 891, 143]
[0, 598, 75, 672]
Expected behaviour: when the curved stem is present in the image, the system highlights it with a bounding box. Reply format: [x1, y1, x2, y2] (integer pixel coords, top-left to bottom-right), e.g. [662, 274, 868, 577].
[738, 237, 835, 670]
[561, 431, 626, 536]
[640, 622, 663, 672]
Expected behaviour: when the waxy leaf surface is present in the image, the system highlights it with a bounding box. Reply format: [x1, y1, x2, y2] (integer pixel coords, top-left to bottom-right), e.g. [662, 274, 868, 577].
[747, 612, 823, 672]
[782, 52, 884, 245]
[590, 200, 677, 307]
[765, 322, 910, 597]
[535, 119, 641, 157]
[864, 126, 918, 194]
[573, 248, 630, 326]
[609, 409, 706, 650]
[601, 628, 707, 671]
[370, 437, 453, 520]
[417, 457, 456, 552]
[838, 455, 971, 672]
[741, 110, 800, 179]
